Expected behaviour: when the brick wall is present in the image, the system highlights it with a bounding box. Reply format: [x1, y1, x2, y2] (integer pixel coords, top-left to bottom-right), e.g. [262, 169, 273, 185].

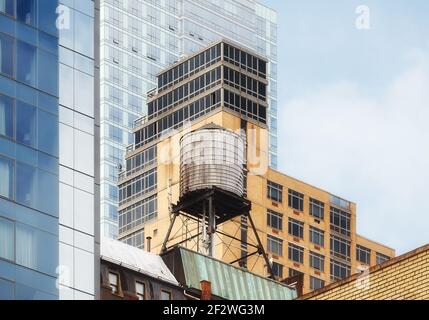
[299, 244, 429, 300]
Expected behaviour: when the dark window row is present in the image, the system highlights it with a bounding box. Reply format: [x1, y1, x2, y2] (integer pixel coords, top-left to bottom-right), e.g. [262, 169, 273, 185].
[223, 43, 266, 78]
[330, 207, 351, 237]
[149, 67, 221, 119]
[118, 195, 157, 234]
[223, 66, 266, 101]
[135, 90, 221, 148]
[157, 43, 221, 91]
[119, 168, 157, 205]
[223, 89, 267, 124]
[125, 146, 157, 178]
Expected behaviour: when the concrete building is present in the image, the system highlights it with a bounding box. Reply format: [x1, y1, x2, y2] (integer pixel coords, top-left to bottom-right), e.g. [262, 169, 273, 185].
[117, 40, 395, 295]
[0, 0, 99, 300]
[298, 244, 429, 300]
[99, 0, 278, 239]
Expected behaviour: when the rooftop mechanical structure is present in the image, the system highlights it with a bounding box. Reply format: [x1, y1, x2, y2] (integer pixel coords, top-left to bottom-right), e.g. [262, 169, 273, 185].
[161, 124, 274, 278]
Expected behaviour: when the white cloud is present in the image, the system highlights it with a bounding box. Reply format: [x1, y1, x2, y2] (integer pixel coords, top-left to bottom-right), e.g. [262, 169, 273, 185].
[277, 50, 429, 254]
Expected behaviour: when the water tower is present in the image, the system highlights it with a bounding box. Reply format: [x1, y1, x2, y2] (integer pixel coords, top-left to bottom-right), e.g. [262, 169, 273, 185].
[161, 124, 274, 278]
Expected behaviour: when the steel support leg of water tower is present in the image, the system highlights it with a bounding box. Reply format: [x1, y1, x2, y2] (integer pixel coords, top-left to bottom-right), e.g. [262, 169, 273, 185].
[208, 196, 215, 257]
[161, 211, 179, 254]
[247, 213, 275, 279]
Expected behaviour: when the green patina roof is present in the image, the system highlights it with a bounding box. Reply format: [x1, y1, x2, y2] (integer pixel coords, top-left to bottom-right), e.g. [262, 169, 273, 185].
[178, 248, 297, 300]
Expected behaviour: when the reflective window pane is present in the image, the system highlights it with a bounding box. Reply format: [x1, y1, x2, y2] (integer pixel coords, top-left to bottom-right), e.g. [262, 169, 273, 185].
[38, 49, 58, 96]
[0, 217, 14, 261]
[0, 155, 14, 199]
[38, 110, 58, 157]
[16, 162, 36, 207]
[16, 101, 36, 147]
[16, 223, 58, 276]
[17, 0, 37, 26]
[0, 0, 15, 17]
[0, 32, 14, 77]
[0, 94, 14, 139]
[17, 41, 37, 86]
[0, 279, 14, 300]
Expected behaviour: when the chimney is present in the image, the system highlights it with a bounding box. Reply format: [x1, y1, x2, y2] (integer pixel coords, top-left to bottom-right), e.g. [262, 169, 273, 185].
[146, 236, 152, 252]
[200, 280, 212, 300]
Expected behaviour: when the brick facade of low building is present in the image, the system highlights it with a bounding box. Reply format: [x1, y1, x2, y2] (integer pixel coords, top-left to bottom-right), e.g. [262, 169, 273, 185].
[299, 244, 429, 300]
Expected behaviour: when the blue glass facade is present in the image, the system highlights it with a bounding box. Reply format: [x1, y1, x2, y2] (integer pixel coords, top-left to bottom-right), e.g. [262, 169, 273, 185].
[0, 0, 60, 299]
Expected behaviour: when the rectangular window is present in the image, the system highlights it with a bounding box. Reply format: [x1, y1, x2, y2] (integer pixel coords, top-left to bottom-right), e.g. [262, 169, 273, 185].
[0, 33, 14, 77]
[17, 40, 37, 86]
[310, 251, 325, 272]
[356, 245, 371, 265]
[288, 243, 304, 264]
[288, 189, 304, 211]
[310, 198, 324, 219]
[330, 259, 351, 281]
[289, 268, 303, 278]
[272, 262, 283, 279]
[288, 218, 304, 238]
[330, 207, 351, 237]
[330, 235, 351, 261]
[267, 235, 283, 256]
[136, 282, 145, 300]
[267, 180, 282, 202]
[376, 252, 390, 265]
[267, 210, 282, 230]
[109, 272, 119, 294]
[0, 217, 14, 261]
[0, 94, 14, 139]
[309, 226, 324, 247]
[17, 0, 37, 26]
[310, 277, 325, 291]
[0, 155, 14, 200]
[161, 290, 172, 300]
[0, 0, 15, 17]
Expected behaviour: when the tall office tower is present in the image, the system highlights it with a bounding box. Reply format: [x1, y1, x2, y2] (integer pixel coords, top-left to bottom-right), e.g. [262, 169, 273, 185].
[0, 0, 99, 300]
[118, 40, 395, 294]
[99, 0, 277, 238]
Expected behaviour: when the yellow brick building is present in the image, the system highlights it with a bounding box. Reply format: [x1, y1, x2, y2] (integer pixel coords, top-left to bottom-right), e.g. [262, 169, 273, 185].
[298, 244, 429, 300]
[118, 40, 395, 294]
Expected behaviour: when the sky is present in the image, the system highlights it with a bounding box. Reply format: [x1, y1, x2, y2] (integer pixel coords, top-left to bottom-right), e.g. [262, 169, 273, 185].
[261, 0, 429, 254]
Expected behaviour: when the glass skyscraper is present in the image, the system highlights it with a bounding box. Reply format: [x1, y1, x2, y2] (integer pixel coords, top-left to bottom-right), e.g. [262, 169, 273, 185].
[0, 0, 99, 300]
[100, 0, 277, 238]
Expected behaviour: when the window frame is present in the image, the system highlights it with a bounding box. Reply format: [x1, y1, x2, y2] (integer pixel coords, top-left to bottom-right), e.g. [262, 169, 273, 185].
[108, 271, 120, 295]
[267, 210, 283, 231]
[288, 189, 304, 211]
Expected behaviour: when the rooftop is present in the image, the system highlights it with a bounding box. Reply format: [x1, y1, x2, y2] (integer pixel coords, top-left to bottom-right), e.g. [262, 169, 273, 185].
[100, 237, 179, 286]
